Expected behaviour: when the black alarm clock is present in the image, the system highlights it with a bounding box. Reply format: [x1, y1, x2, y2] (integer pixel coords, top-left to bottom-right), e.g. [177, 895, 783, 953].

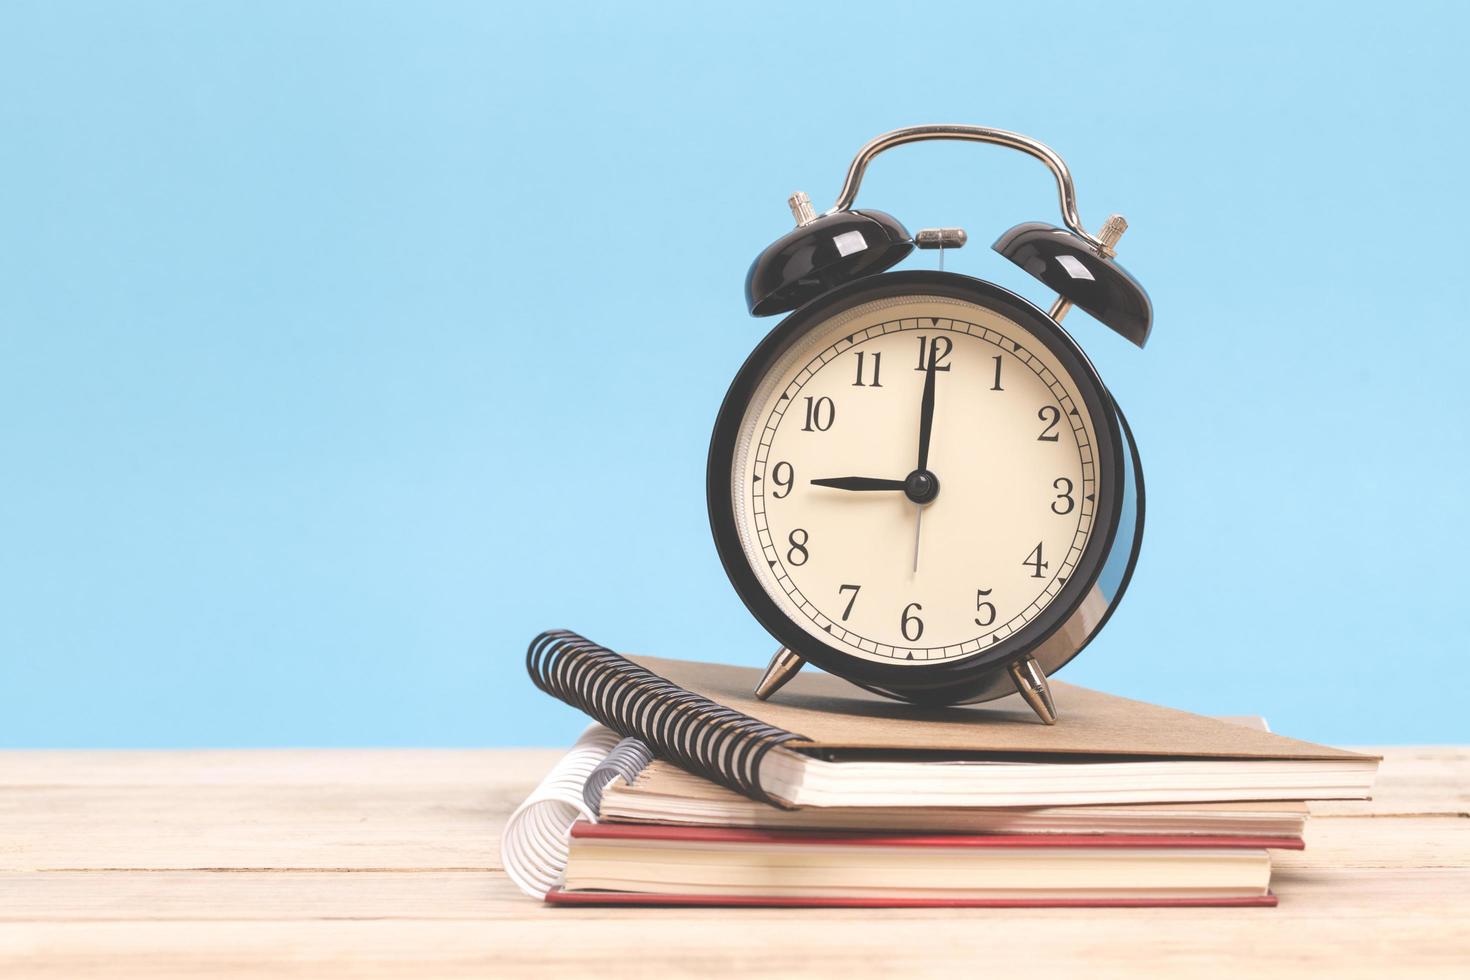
[706, 124, 1151, 724]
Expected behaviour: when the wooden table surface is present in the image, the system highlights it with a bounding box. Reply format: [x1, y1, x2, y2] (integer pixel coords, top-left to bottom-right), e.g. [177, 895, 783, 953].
[1, 746, 1466, 978]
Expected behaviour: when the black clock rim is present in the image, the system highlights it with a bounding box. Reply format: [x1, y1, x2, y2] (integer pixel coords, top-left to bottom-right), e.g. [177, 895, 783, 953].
[706, 270, 1126, 701]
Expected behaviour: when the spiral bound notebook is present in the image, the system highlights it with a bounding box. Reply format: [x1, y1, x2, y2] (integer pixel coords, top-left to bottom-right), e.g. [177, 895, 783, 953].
[527, 630, 1377, 809]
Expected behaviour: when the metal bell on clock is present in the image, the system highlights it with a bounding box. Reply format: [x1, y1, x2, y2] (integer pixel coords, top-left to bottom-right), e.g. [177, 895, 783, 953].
[994, 218, 1153, 346]
[744, 194, 913, 317]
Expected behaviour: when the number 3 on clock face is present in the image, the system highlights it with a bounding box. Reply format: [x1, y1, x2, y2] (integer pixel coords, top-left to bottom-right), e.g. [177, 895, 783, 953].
[709, 273, 1138, 700]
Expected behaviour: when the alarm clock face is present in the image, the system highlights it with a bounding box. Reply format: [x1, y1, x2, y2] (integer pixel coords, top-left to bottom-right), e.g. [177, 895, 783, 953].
[709, 272, 1127, 694]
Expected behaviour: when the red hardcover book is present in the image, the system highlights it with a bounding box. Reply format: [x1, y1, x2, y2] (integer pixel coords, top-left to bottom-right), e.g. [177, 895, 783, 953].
[546, 820, 1293, 908]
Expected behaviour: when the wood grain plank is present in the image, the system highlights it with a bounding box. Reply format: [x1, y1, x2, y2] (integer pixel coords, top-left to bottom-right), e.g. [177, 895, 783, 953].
[0, 784, 505, 871]
[0, 750, 562, 872]
[3, 900, 1468, 980]
[2, 866, 1467, 923]
[1285, 814, 1470, 868]
[1310, 746, 1470, 817]
[0, 749, 565, 788]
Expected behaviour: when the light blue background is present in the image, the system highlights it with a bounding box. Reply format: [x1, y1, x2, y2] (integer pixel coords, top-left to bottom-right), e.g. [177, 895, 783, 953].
[3, 1, 1466, 748]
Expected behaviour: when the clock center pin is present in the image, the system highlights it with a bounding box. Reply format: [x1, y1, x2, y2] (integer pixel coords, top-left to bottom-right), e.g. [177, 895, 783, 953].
[903, 470, 940, 505]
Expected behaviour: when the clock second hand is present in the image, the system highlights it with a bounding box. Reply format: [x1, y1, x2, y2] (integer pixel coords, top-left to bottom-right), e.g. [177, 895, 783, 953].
[912, 504, 923, 574]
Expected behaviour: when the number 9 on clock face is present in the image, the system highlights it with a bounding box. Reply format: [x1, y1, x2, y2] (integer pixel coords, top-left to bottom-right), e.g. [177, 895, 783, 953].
[708, 273, 1142, 705]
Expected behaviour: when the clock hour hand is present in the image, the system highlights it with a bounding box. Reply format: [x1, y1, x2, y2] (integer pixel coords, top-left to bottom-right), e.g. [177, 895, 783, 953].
[810, 476, 907, 492]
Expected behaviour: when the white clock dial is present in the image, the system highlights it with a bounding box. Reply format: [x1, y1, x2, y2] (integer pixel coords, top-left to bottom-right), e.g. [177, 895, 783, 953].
[731, 295, 1101, 664]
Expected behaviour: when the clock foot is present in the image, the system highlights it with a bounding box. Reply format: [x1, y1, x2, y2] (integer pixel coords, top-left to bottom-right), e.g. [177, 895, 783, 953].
[754, 647, 805, 701]
[1007, 655, 1057, 725]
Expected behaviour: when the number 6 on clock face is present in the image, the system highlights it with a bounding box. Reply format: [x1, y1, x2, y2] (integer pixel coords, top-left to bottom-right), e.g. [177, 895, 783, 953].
[708, 272, 1144, 706]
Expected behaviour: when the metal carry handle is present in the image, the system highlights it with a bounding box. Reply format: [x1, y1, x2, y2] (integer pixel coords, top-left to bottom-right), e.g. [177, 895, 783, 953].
[825, 124, 1106, 253]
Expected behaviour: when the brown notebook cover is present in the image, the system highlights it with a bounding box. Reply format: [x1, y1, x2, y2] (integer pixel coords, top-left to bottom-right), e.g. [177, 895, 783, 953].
[629, 654, 1371, 763]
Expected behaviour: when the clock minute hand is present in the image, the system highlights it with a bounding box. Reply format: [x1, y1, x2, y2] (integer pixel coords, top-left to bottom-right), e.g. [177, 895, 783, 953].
[810, 476, 907, 492]
[916, 346, 938, 471]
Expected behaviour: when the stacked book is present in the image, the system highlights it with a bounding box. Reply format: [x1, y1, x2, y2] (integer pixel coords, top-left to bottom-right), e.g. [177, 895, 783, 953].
[504, 631, 1378, 908]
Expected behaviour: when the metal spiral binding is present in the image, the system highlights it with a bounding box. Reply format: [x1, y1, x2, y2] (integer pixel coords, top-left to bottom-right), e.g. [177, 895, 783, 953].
[527, 629, 805, 807]
[582, 737, 654, 814]
[500, 723, 620, 899]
